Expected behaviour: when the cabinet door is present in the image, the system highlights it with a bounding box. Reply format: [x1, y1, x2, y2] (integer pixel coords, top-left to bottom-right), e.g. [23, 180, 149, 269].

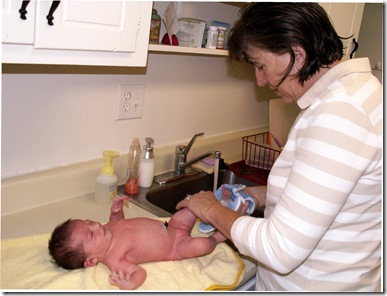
[320, 3, 365, 59]
[2, 0, 35, 44]
[34, 1, 140, 52]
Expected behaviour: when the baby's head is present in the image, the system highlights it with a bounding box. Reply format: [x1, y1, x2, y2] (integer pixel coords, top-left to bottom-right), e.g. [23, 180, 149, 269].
[48, 219, 86, 270]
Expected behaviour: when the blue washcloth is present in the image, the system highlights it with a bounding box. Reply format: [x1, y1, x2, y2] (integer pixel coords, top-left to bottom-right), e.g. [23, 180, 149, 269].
[198, 184, 255, 233]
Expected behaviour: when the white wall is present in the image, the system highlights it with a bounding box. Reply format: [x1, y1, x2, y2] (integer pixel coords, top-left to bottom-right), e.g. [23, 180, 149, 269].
[2, 53, 273, 179]
[356, 3, 383, 83]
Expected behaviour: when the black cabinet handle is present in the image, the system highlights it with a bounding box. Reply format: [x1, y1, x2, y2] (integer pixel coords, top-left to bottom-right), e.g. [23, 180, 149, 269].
[46, 1, 61, 26]
[19, 0, 31, 20]
[350, 38, 359, 59]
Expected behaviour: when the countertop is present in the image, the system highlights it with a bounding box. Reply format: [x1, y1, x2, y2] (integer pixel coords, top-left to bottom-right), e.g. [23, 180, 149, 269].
[1, 193, 257, 290]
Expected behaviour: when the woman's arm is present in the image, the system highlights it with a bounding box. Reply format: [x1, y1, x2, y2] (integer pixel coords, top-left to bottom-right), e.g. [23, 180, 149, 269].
[243, 185, 267, 208]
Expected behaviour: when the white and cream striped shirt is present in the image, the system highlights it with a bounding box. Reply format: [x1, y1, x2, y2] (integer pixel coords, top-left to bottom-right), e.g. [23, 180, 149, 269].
[231, 58, 382, 291]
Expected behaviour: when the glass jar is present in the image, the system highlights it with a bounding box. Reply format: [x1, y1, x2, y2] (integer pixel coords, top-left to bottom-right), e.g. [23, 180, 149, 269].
[205, 26, 218, 49]
[149, 9, 161, 44]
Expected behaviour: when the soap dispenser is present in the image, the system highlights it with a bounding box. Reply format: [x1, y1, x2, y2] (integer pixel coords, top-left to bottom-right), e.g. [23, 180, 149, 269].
[139, 137, 155, 188]
[95, 150, 119, 205]
[125, 138, 141, 194]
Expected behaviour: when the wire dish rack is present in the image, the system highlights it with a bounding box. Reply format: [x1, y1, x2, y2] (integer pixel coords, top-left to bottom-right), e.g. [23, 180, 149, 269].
[228, 132, 282, 185]
[242, 132, 281, 171]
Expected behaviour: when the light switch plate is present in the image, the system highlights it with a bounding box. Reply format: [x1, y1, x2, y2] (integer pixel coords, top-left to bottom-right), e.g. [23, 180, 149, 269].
[116, 84, 144, 120]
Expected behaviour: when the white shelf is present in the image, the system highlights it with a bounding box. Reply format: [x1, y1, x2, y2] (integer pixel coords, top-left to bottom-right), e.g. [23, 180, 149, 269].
[148, 44, 228, 56]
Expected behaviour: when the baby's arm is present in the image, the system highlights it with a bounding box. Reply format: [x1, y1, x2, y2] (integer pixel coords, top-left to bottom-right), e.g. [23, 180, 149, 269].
[110, 196, 129, 223]
[108, 264, 147, 290]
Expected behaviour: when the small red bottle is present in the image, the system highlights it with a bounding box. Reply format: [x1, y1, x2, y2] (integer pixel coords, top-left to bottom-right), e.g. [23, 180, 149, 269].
[125, 138, 141, 195]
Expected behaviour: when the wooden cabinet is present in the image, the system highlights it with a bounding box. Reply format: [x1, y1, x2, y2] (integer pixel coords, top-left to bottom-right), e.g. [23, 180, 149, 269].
[2, 0, 152, 66]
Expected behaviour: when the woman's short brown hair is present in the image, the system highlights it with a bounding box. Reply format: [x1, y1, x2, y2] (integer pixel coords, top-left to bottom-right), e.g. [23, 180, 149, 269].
[228, 3, 346, 86]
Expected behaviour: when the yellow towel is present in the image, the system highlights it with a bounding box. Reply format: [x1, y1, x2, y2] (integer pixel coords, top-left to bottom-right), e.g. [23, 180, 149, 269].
[1, 220, 244, 291]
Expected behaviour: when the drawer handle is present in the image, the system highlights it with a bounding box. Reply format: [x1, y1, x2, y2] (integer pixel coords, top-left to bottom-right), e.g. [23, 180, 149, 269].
[350, 38, 359, 59]
[46, 0, 61, 26]
[19, 0, 31, 20]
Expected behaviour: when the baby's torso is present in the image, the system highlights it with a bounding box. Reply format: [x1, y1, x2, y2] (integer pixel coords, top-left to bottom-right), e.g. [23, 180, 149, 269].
[105, 218, 184, 266]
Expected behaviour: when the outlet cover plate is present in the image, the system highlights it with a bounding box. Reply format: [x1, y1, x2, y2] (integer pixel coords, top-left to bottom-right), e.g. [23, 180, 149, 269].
[116, 84, 145, 120]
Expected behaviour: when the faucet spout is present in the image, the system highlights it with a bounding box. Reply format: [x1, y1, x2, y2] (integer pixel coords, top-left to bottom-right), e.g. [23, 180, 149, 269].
[174, 132, 204, 174]
[181, 132, 204, 155]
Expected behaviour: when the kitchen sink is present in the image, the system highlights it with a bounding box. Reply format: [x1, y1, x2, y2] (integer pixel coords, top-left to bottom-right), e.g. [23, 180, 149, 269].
[118, 169, 265, 218]
[146, 170, 265, 218]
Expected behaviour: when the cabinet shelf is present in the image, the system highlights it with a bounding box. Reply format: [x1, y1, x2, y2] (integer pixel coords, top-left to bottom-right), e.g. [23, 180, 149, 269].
[148, 44, 228, 56]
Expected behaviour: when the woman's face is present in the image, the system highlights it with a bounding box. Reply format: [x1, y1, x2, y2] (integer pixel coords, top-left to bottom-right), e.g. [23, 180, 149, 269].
[246, 46, 305, 103]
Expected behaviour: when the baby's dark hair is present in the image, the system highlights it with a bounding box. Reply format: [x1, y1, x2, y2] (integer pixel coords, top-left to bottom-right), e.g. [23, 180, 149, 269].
[48, 219, 86, 270]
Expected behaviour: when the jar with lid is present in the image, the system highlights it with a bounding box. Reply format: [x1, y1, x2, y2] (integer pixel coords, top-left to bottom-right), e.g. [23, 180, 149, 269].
[205, 26, 218, 49]
[149, 9, 161, 44]
[216, 26, 227, 49]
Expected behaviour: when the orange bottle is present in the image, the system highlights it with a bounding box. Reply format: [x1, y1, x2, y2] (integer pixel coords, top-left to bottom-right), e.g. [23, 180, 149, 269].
[125, 138, 141, 194]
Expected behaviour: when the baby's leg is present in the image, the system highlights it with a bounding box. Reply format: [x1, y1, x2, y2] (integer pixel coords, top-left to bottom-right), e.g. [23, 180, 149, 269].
[170, 208, 225, 259]
[219, 186, 232, 206]
[168, 208, 198, 233]
[176, 234, 219, 259]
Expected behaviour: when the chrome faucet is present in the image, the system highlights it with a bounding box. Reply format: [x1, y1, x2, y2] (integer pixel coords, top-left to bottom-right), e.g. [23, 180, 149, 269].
[174, 132, 208, 174]
[153, 132, 221, 184]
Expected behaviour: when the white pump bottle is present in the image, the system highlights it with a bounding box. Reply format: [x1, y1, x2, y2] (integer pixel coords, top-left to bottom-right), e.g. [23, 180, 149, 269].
[139, 137, 155, 188]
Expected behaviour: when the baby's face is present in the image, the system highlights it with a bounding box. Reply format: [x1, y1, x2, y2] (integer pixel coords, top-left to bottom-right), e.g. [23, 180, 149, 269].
[71, 219, 112, 260]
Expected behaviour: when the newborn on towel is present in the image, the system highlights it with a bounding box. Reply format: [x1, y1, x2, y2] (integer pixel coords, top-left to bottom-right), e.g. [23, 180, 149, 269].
[1, 219, 245, 291]
[199, 184, 255, 233]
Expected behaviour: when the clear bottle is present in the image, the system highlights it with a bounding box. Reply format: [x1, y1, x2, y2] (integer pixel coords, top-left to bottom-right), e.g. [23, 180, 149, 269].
[95, 150, 119, 205]
[149, 8, 161, 44]
[205, 26, 218, 49]
[139, 137, 155, 188]
[125, 138, 141, 195]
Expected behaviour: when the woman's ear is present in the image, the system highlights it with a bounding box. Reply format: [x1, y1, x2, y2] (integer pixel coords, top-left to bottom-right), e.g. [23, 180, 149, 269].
[292, 45, 306, 70]
[84, 257, 98, 268]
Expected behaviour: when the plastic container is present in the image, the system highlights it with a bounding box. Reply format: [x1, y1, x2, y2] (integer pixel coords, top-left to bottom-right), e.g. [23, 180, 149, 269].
[95, 150, 119, 205]
[216, 26, 227, 49]
[205, 26, 218, 49]
[149, 8, 161, 44]
[125, 138, 141, 195]
[139, 137, 155, 188]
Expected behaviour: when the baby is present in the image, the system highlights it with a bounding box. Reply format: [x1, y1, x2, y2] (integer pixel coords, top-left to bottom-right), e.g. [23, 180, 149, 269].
[48, 196, 225, 290]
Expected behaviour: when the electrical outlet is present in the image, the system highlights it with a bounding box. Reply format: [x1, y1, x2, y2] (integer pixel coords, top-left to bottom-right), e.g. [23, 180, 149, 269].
[116, 84, 145, 120]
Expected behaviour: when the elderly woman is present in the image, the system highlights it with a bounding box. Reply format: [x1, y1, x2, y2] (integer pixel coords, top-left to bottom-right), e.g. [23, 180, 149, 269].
[177, 3, 381, 292]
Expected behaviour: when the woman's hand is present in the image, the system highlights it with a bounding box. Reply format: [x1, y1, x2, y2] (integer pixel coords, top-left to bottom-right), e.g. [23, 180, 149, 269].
[176, 190, 222, 223]
[176, 190, 248, 240]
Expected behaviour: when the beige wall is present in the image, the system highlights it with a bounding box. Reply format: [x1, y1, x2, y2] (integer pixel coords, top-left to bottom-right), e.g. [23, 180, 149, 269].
[356, 3, 383, 82]
[2, 53, 274, 179]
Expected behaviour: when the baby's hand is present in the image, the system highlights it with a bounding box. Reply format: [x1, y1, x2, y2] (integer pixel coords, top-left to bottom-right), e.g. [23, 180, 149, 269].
[109, 269, 132, 290]
[108, 266, 146, 290]
[111, 195, 130, 214]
